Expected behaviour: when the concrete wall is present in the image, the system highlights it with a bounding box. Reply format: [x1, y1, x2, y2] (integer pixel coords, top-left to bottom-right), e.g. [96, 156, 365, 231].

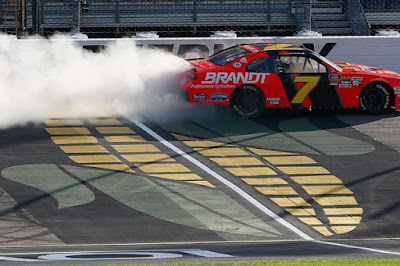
[72, 36, 400, 72]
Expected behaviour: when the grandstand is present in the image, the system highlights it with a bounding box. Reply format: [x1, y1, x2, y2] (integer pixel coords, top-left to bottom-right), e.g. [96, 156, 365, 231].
[1, 0, 399, 37]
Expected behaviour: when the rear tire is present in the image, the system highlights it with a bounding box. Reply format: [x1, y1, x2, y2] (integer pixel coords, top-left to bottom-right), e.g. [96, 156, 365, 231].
[359, 83, 391, 114]
[231, 85, 265, 118]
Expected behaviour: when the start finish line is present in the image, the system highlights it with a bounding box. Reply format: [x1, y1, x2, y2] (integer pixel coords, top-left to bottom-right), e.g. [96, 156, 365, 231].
[0, 249, 233, 262]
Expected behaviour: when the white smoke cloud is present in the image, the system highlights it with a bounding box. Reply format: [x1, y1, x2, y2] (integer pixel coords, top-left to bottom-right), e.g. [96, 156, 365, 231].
[0, 34, 215, 128]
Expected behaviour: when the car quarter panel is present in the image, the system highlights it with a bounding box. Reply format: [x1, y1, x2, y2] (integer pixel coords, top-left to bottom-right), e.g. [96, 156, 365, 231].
[184, 53, 291, 107]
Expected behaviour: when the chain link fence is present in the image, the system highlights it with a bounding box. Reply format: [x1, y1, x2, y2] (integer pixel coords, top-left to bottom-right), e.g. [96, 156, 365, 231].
[1, 0, 399, 37]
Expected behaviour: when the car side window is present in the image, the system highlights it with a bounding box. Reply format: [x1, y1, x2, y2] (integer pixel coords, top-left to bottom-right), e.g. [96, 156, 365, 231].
[280, 56, 327, 74]
[246, 57, 277, 73]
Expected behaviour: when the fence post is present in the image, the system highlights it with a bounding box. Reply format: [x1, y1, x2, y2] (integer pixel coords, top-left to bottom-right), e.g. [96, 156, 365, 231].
[301, 0, 312, 31]
[39, 0, 44, 35]
[3, 9, 6, 33]
[18, 0, 26, 37]
[193, 0, 197, 34]
[17, 0, 22, 37]
[71, 0, 81, 33]
[32, 0, 38, 34]
[115, 0, 120, 36]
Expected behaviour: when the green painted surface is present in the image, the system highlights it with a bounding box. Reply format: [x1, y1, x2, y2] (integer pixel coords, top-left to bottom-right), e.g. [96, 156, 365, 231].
[162, 114, 376, 156]
[279, 118, 375, 156]
[162, 117, 318, 154]
[63, 165, 204, 227]
[64, 165, 281, 238]
[165, 122, 220, 139]
[156, 179, 282, 238]
[1, 164, 95, 209]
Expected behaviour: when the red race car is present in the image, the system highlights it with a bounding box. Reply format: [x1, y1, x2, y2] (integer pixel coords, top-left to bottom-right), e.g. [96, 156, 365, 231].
[179, 43, 400, 117]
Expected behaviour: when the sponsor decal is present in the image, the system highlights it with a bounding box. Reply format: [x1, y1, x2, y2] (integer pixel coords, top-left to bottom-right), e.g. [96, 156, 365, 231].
[211, 93, 229, 102]
[343, 66, 361, 71]
[239, 57, 248, 63]
[342, 76, 352, 81]
[266, 97, 283, 105]
[352, 80, 362, 86]
[339, 81, 352, 88]
[382, 70, 399, 75]
[279, 50, 291, 56]
[193, 93, 206, 101]
[330, 68, 337, 73]
[233, 62, 242, 68]
[190, 84, 235, 89]
[393, 87, 400, 95]
[302, 43, 336, 57]
[242, 45, 260, 53]
[329, 74, 341, 81]
[201, 72, 269, 85]
[351, 77, 363, 81]
[370, 78, 389, 83]
[287, 51, 305, 55]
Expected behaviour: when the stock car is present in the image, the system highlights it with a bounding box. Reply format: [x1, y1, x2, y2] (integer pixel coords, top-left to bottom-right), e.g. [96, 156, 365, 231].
[179, 43, 400, 117]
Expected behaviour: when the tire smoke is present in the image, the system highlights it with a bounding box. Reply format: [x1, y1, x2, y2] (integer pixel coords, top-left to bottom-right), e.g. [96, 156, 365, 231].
[0, 34, 212, 129]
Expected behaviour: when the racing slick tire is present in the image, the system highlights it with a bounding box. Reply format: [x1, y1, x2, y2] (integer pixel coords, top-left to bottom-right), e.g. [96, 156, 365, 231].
[231, 85, 265, 118]
[359, 83, 392, 114]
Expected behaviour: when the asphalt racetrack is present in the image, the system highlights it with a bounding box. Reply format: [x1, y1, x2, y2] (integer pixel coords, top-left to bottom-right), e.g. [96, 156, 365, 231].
[0, 107, 400, 264]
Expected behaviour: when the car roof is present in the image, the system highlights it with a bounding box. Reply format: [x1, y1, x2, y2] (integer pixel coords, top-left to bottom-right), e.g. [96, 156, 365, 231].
[240, 43, 305, 53]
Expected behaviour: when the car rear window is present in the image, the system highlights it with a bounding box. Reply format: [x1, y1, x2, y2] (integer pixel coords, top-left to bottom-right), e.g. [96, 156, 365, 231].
[208, 46, 250, 65]
[247, 56, 277, 73]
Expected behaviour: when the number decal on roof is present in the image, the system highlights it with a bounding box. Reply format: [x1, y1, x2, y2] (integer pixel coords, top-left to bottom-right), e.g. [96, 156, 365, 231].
[291, 76, 321, 104]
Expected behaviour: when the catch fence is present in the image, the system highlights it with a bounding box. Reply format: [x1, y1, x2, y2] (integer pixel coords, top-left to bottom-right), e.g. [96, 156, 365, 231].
[1, 0, 399, 37]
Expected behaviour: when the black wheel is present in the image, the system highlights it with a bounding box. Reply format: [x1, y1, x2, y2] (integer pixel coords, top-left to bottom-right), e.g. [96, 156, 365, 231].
[231, 85, 265, 118]
[359, 83, 392, 114]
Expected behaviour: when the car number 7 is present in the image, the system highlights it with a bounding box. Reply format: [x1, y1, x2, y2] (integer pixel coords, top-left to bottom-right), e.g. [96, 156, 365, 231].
[291, 76, 321, 104]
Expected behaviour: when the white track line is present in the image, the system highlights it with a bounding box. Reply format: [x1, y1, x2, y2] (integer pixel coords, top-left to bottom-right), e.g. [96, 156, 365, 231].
[316, 241, 400, 256]
[133, 120, 400, 256]
[133, 120, 313, 241]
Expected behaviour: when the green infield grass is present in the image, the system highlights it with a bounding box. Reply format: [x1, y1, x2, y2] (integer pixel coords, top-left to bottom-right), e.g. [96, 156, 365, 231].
[107, 258, 400, 266]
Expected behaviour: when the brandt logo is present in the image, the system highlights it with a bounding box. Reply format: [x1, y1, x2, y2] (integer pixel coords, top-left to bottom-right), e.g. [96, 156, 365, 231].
[201, 72, 269, 85]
